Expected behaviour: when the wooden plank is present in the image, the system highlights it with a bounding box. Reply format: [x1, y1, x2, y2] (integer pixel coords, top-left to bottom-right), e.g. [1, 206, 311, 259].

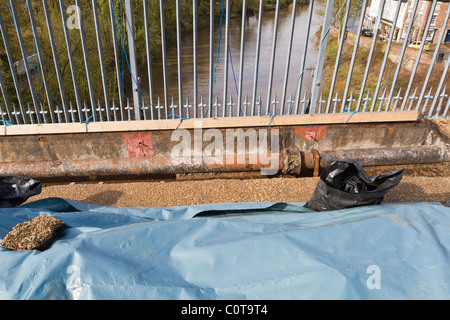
[2, 112, 420, 136]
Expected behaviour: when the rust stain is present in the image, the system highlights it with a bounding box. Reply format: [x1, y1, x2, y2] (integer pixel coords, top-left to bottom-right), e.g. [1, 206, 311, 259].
[295, 126, 328, 142]
[122, 132, 154, 158]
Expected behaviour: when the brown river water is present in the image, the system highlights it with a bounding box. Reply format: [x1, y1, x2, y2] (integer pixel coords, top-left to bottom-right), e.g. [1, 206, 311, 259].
[135, 3, 326, 114]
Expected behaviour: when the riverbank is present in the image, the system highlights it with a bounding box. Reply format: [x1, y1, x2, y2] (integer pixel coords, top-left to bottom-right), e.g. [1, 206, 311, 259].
[321, 26, 450, 111]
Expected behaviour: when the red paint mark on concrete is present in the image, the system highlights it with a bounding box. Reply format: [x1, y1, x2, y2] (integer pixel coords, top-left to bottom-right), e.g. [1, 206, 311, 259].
[295, 126, 328, 142]
[123, 132, 153, 158]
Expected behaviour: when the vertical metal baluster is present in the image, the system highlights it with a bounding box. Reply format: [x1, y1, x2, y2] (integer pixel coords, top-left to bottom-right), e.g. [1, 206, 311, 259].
[421, 3, 450, 112]
[443, 92, 450, 117]
[0, 69, 12, 122]
[433, 85, 447, 118]
[27, 0, 55, 122]
[43, 0, 66, 124]
[108, 0, 124, 118]
[156, 97, 162, 120]
[175, 0, 183, 119]
[12, 103, 20, 125]
[372, 0, 402, 107]
[252, 0, 263, 117]
[392, 88, 403, 111]
[341, 0, 368, 111]
[40, 103, 48, 124]
[82, 101, 89, 122]
[257, 94, 262, 116]
[143, 0, 154, 111]
[208, 0, 214, 118]
[402, 0, 438, 111]
[184, 97, 192, 119]
[92, 0, 110, 122]
[317, 93, 325, 114]
[193, 0, 198, 118]
[331, 91, 340, 114]
[9, 0, 39, 124]
[96, 100, 104, 122]
[213, 96, 220, 118]
[223, 96, 227, 118]
[327, 0, 352, 113]
[199, 96, 206, 119]
[430, 45, 450, 115]
[286, 95, 294, 115]
[0, 11, 25, 119]
[237, 0, 247, 117]
[75, 0, 96, 122]
[295, 0, 315, 114]
[149, 99, 154, 120]
[421, 87, 433, 116]
[124, 0, 140, 120]
[280, 0, 297, 115]
[0, 106, 8, 125]
[362, 91, 371, 112]
[54, 104, 63, 123]
[105, 100, 112, 123]
[169, 97, 176, 119]
[356, 0, 385, 110]
[68, 102, 77, 123]
[266, 0, 280, 111]
[76, 100, 83, 122]
[228, 96, 235, 118]
[125, 98, 132, 121]
[271, 93, 279, 115]
[110, 100, 118, 122]
[19, 102, 27, 124]
[386, 0, 420, 109]
[26, 103, 33, 124]
[407, 88, 418, 111]
[223, 0, 231, 112]
[159, 0, 169, 118]
[301, 92, 308, 114]
[141, 98, 148, 121]
[377, 89, 387, 112]
[59, 0, 82, 123]
[311, 0, 335, 113]
[345, 90, 354, 113]
[243, 95, 249, 117]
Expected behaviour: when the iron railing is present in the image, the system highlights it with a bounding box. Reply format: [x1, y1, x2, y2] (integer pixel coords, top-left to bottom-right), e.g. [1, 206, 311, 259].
[0, 0, 449, 128]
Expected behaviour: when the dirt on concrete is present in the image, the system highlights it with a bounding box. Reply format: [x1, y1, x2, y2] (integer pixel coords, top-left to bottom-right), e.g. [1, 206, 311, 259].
[27, 175, 449, 208]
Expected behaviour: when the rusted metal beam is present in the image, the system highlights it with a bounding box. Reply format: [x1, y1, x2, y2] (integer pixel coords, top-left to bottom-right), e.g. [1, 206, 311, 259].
[301, 146, 450, 170]
[0, 154, 283, 180]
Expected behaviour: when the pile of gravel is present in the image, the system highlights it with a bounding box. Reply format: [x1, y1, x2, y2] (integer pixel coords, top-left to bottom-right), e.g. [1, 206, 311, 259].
[0, 215, 65, 251]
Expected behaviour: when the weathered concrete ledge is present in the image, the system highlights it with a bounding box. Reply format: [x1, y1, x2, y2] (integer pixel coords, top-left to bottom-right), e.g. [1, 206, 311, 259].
[0, 113, 448, 181]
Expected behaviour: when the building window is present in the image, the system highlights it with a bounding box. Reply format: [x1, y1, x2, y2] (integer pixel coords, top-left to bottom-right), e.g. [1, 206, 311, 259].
[436, 2, 442, 11]
[431, 14, 438, 25]
[426, 29, 435, 42]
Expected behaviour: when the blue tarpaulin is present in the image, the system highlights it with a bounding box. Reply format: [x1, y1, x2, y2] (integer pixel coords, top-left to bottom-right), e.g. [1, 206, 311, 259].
[0, 198, 449, 300]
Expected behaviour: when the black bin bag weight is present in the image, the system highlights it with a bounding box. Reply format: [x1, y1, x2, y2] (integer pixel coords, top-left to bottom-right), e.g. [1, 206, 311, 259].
[304, 159, 404, 212]
[0, 175, 42, 208]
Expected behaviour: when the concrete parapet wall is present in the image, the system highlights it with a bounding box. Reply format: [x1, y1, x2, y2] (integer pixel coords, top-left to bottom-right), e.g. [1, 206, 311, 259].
[0, 115, 448, 181]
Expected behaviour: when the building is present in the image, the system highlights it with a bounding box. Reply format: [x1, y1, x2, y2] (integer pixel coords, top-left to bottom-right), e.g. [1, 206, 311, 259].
[401, 0, 450, 44]
[365, 0, 450, 44]
[364, 0, 408, 41]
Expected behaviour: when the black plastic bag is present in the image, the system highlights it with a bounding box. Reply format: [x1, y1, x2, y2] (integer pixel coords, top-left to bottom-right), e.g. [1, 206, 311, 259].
[304, 160, 404, 212]
[0, 175, 42, 208]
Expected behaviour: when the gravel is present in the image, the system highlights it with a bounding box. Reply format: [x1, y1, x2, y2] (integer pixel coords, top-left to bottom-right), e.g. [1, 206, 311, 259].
[27, 175, 450, 208]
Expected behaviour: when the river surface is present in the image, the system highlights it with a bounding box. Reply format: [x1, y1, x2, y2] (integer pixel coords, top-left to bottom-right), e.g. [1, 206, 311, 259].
[137, 3, 326, 114]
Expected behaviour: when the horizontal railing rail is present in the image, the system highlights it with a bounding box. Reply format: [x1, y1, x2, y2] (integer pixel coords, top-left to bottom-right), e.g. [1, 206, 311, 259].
[0, 0, 449, 130]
